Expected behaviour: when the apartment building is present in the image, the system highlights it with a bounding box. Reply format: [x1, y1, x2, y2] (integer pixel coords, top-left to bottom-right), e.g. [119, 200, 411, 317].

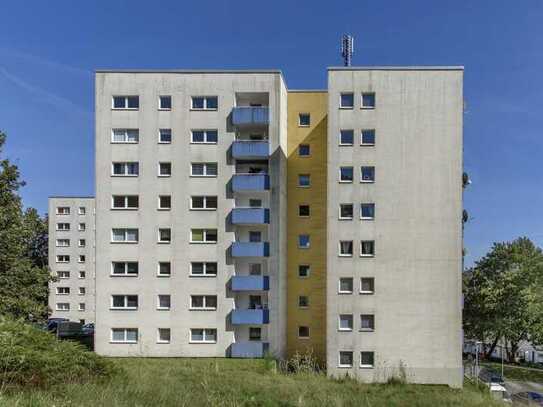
[49, 66, 463, 387]
[48, 197, 95, 324]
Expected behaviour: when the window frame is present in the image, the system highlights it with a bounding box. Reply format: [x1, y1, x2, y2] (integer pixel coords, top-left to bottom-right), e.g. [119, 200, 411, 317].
[190, 262, 218, 277]
[78, 303, 86, 311]
[111, 195, 139, 210]
[158, 195, 172, 210]
[189, 328, 217, 343]
[360, 240, 375, 257]
[158, 95, 172, 110]
[78, 223, 86, 231]
[110, 295, 139, 310]
[157, 328, 171, 344]
[298, 326, 310, 339]
[338, 314, 354, 331]
[190, 129, 218, 144]
[360, 166, 375, 183]
[190, 96, 218, 111]
[110, 328, 138, 344]
[56, 302, 70, 311]
[339, 93, 354, 109]
[190, 196, 218, 211]
[339, 203, 354, 220]
[78, 207, 86, 215]
[78, 239, 86, 247]
[298, 234, 310, 249]
[78, 287, 86, 296]
[338, 241, 353, 257]
[298, 204, 311, 218]
[157, 262, 172, 277]
[111, 262, 139, 277]
[56, 255, 70, 263]
[158, 128, 172, 144]
[298, 264, 310, 278]
[361, 92, 376, 109]
[190, 229, 218, 244]
[189, 295, 218, 311]
[298, 144, 311, 157]
[111, 228, 139, 243]
[298, 295, 309, 308]
[298, 113, 310, 127]
[360, 351, 375, 368]
[56, 287, 70, 295]
[158, 228, 172, 244]
[361, 129, 376, 146]
[339, 129, 354, 146]
[78, 255, 86, 263]
[339, 166, 354, 183]
[158, 162, 172, 177]
[338, 351, 354, 368]
[56, 239, 70, 247]
[112, 96, 139, 110]
[360, 314, 375, 332]
[190, 162, 218, 177]
[56, 222, 70, 231]
[360, 203, 375, 220]
[57, 271, 70, 279]
[157, 295, 171, 310]
[360, 277, 375, 294]
[298, 174, 311, 188]
[56, 206, 70, 215]
[111, 128, 139, 144]
[338, 277, 354, 294]
[111, 162, 139, 177]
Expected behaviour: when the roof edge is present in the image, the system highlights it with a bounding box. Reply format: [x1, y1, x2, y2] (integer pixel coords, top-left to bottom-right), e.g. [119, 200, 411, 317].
[328, 66, 464, 71]
[95, 69, 283, 74]
[49, 196, 95, 199]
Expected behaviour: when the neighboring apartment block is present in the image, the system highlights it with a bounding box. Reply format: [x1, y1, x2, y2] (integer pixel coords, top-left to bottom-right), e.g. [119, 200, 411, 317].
[48, 197, 95, 324]
[49, 66, 463, 387]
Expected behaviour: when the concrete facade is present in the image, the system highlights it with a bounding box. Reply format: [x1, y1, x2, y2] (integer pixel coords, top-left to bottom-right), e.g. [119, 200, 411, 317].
[48, 197, 95, 324]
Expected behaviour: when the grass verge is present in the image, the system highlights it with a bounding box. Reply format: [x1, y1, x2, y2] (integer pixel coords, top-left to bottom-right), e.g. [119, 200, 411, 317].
[483, 361, 543, 383]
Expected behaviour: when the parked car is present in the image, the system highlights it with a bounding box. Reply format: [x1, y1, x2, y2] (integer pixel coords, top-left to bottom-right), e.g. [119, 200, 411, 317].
[82, 323, 94, 335]
[479, 367, 504, 385]
[511, 392, 543, 405]
[46, 317, 69, 332]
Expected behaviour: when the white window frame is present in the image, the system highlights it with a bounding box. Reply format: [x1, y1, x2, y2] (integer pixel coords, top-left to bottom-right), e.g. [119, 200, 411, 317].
[111, 162, 139, 177]
[157, 328, 171, 344]
[360, 351, 375, 368]
[111, 228, 139, 243]
[158, 228, 172, 243]
[298, 144, 311, 157]
[298, 326, 310, 339]
[190, 196, 218, 210]
[111, 262, 139, 277]
[298, 234, 310, 249]
[57, 271, 70, 279]
[78, 271, 86, 279]
[338, 314, 354, 331]
[360, 314, 375, 332]
[111, 195, 139, 210]
[78, 287, 86, 296]
[190, 96, 218, 111]
[56, 287, 70, 295]
[339, 167, 354, 183]
[339, 203, 354, 220]
[298, 204, 310, 218]
[190, 129, 218, 144]
[78, 239, 86, 247]
[360, 277, 375, 295]
[189, 295, 217, 311]
[338, 277, 354, 294]
[110, 295, 138, 310]
[339, 92, 354, 109]
[298, 174, 311, 187]
[360, 240, 375, 257]
[190, 229, 218, 244]
[157, 262, 171, 277]
[298, 113, 310, 127]
[190, 262, 218, 277]
[189, 328, 217, 343]
[338, 351, 354, 368]
[56, 223, 70, 231]
[298, 295, 309, 309]
[361, 92, 376, 109]
[190, 163, 217, 177]
[111, 129, 139, 144]
[158, 195, 171, 210]
[78, 207, 86, 215]
[360, 203, 375, 220]
[110, 328, 138, 344]
[158, 128, 172, 144]
[360, 166, 375, 183]
[56, 255, 70, 263]
[158, 162, 172, 177]
[157, 295, 171, 310]
[78, 223, 86, 231]
[158, 95, 172, 110]
[361, 129, 376, 146]
[56, 207, 70, 215]
[339, 129, 354, 146]
[298, 264, 310, 278]
[338, 241, 353, 257]
[112, 96, 139, 110]
[78, 303, 86, 311]
[56, 303, 70, 311]
[78, 255, 86, 263]
[56, 239, 70, 247]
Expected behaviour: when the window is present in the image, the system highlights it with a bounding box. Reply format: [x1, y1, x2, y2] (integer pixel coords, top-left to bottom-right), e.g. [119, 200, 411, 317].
[190, 295, 217, 310]
[339, 314, 353, 331]
[56, 303, 70, 311]
[58, 271, 70, 279]
[360, 315, 375, 331]
[112, 96, 139, 109]
[112, 262, 139, 276]
[190, 163, 217, 177]
[111, 328, 138, 343]
[158, 195, 171, 210]
[249, 199, 262, 208]
[249, 263, 261, 275]
[249, 231, 262, 242]
[361, 241, 375, 257]
[112, 129, 139, 143]
[56, 206, 70, 215]
[159, 95, 172, 110]
[191, 96, 218, 110]
[159, 129, 172, 144]
[339, 277, 354, 294]
[158, 162, 172, 177]
[111, 228, 139, 243]
[298, 296, 309, 308]
[339, 241, 353, 257]
[112, 195, 139, 209]
[112, 162, 139, 176]
[190, 328, 217, 343]
[298, 234, 310, 249]
[298, 174, 311, 187]
[158, 262, 171, 277]
[56, 239, 70, 247]
[56, 255, 70, 263]
[78, 255, 86, 263]
[190, 196, 218, 210]
[360, 352, 375, 368]
[339, 204, 353, 220]
[361, 203, 375, 220]
[191, 130, 218, 144]
[298, 205, 310, 217]
[78, 287, 86, 295]
[57, 223, 70, 231]
[190, 229, 217, 243]
[56, 287, 70, 295]
[79, 223, 86, 231]
[249, 327, 262, 341]
[298, 113, 310, 127]
[361, 166, 375, 183]
[339, 130, 354, 146]
[357, 285, 375, 304]
[79, 303, 86, 311]
[79, 239, 86, 247]
[298, 326, 310, 339]
[190, 262, 217, 277]
[298, 144, 310, 156]
[361, 93, 376, 109]
[298, 265, 310, 278]
[157, 328, 171, 343]
[111, 295, 138, 310]
[157, 295, 171, 310]
[78, 207, 86, 215]
[339, 351, 353, 367]
[361, 129, 375, 146]
[79, 271, 86, 279]
[339, 167, 353, 183]
[340, 93, 354, 108]
[158, 228, 171, 243]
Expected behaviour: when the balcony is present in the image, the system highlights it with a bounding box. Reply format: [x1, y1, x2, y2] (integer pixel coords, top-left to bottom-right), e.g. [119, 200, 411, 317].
[231, 276, 270, 291]
[231, 242, 270, 257]
[232, 140, 270, 159]
[231, 341, 269, 358]
[231, 208, 270, 225]
[232, 107, 269, 127]
[231, 309, 270, 325]
[232, 174, 270, 192]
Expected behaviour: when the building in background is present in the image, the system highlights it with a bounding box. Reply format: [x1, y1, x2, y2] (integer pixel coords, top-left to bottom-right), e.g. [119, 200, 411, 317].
[48, 66, 463, 387]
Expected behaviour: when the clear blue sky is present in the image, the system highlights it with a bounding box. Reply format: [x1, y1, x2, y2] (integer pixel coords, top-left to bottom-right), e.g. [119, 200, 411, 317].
[0, 0, 542, 267]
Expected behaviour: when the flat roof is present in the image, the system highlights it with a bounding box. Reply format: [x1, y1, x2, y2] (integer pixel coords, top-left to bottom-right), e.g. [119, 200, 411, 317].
[95, 69, 283, 74]
[328, 66, 464, 71]
[49, 196, 95, 199]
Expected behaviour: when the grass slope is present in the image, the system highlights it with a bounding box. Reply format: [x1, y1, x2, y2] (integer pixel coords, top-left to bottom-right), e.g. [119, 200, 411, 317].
[483, 361, 543, 384]
[2, 358, 503, 407]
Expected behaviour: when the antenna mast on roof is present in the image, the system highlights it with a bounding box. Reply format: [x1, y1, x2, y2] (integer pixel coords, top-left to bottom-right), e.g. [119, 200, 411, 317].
[341, 34, 354, 67]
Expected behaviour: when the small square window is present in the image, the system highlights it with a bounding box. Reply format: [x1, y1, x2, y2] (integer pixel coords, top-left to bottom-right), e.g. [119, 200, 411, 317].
[298, 296, 309, 308]
[339, 241, 353, 257]
[159, 162, 172, 177]
[361, 203, 375, 220]
[299, 113, 310, 127]
[159, 129, 172, 144]
[79, 223, 86, 231]
[249, 231, 262, 242]
[159, 96, 172, 110]
[298, 205, 310, 217]
[78, 239, 86, 247]
[78, 207, 86, 215]
[339, 167, 353, 183]
[361, 129, 375, 146]
[79, 287, 86, 295]
[298, 265, 310, 278]
[158, 195, 171, 210]
[79, 271, 86, 279]
[361, 241, 375, 257]
[339, 130, 354, 146]
[340, 93, 354, 109]
[79, 303, 86, 311]
[158, 228, 171, 243]
[298, 234, 310, 249]
[249, 327, 262, 341]
[360, 351, 375, 368]
[158, 262, 171, 277]
[298, 174, 311, 187]
[360, 278, 375, 294]
[339, 314, 353, 331]
[360, 315, 375, 331]
[298, 144, 310, 157]
[157, 295, 171, 310]
[157, 328, 171, 343]
[339, 204, 353, 220]
[361, 166, 375, 183]
[339, 277, 354, 294]
[78, 255, 86, 263]
[362, 93, 375, 109]
[339, 351, 353, 367]
[249, 199, 262, 208]
[298, 326, 310, 339]
[249, 263, 262, 276]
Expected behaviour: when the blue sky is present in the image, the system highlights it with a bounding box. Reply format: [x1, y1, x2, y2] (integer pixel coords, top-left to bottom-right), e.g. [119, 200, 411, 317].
[0, 0, 542, 267]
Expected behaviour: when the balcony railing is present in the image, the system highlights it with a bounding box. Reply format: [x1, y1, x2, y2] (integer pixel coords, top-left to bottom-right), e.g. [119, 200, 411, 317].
[232, 174, 270, 192]
[232, 140, 270, 159]
[231, 208, 270, 225]
[232, 107, 269, 127]
[231, 341, 269, 358]
[231, 309, 270, 325]
[231, 242, 270, 257]
[231, 275, 270, 291]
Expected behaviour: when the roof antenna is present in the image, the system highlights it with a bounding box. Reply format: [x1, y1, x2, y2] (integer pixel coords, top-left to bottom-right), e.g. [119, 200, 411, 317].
[341, 34, 354, 66]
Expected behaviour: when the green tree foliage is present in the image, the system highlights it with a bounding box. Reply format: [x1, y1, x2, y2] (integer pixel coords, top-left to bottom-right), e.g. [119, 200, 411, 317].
[464, 237, 543, 361]
[0, 132, 50, 321]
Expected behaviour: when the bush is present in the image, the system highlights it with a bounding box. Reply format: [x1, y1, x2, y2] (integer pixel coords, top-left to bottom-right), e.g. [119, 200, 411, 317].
[0, 317, 118, 389]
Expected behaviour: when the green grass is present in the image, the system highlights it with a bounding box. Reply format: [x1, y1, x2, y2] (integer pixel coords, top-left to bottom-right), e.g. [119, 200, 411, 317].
[483, 361, 543, 383]
[1, 358, 503, 406]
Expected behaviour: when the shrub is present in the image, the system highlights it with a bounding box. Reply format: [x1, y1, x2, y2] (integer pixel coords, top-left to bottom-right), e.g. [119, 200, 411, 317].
[279, 349, 322, 374]
[0, 317, 118, 389]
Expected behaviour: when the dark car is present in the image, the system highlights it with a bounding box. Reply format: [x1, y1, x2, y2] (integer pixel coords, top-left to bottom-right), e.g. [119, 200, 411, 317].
[478, 367, 504, 385]
[46, 317, 69, 332]
[512, 392, 543, 405]
[82, 323, 94, 335]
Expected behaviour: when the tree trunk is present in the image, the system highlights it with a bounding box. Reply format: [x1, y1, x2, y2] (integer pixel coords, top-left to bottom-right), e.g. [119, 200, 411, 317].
[485, 335, 500, 359]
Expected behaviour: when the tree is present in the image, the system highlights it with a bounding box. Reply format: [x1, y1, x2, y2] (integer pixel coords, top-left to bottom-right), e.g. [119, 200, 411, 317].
[0, 131, 50, 321]
[463, 237, 543, 362]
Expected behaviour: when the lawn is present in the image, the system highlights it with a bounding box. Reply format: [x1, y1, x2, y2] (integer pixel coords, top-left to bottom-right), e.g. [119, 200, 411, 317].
[483, 361, 543, 384]
[1, 358, 502, 407]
